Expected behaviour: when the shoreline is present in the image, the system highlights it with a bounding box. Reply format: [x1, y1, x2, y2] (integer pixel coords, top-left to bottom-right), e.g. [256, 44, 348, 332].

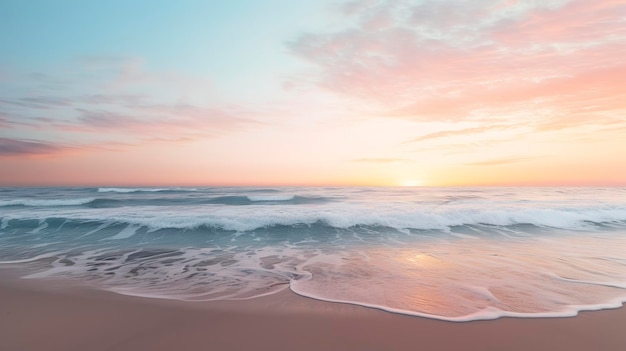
[2, 274, 626, 351]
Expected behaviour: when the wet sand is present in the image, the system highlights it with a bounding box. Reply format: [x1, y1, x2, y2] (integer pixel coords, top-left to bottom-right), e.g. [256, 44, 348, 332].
[1, 276, 626, 351]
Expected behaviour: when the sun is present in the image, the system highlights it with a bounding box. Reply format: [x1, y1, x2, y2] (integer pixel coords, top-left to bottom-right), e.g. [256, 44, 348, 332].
[400, 179, 424, 187]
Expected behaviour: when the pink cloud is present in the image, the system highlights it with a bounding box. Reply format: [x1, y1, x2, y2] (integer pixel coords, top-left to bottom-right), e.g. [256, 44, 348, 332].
[46, 104, 259, 139]
[289, 0, 626, 131]
[0, 57, 261, 147]
[465, 156, 537, 166]
[0, 137, 73, 157]
[0, 116, 12, 128]
[492, 0, 626, 45]
[405, 124, 518, 143]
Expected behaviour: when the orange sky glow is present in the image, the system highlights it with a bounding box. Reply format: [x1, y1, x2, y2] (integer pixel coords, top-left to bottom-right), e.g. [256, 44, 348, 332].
[1, 0, 625, 187]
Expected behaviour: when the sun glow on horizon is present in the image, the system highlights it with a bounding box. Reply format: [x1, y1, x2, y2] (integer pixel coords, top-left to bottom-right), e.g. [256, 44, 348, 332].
[400, 179, 425, 187]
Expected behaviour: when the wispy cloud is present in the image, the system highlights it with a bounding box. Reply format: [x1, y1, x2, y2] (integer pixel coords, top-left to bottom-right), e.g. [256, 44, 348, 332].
[0, 96, 72, 109]
[466, 156, 535, 166]
[0, 116, 12, 128]
[0, 57, 262, 146]
[71, 104, 259, 137]
[0, 138, 72, 157]
[404, 124, 518, 143]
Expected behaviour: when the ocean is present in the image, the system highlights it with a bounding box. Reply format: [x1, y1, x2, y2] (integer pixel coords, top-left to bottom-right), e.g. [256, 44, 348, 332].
[1, 186, 626, 321]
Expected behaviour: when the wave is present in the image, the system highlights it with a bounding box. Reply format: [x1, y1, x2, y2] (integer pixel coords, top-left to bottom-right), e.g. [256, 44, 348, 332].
[85, 198, 123, 208]
[247, 195, 295, 201]
[0, 198, 96, 207]
[0, 195, 334, 209]
[3, 205, 626, 233]
[204, 195, 332, 206]
[246, 188, 282, 193]
[96, 187, 198, 193]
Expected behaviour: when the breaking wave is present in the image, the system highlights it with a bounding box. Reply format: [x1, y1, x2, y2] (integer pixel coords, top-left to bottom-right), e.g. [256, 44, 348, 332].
[2, 205, 625, 233]
[0, 198, 96, 207]
[97, 187, 199, 193]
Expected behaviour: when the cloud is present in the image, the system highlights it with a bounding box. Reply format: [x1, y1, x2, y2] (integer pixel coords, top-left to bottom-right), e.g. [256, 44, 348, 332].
[0, 138, 71, 157]
[0, 113, 44, 129]
[0, 96, 72, 109]
[0, 57, 261, 146]
[71, 104, 259, 137]
[0, 116, 11, 128]
[288, 0, 626, 129]
[404, 124, 518, 143]
[466, 157, 535, 166]
[75, 56, 216, 98]
[79, 94, 145, 106]
[76, 109, 136, 129]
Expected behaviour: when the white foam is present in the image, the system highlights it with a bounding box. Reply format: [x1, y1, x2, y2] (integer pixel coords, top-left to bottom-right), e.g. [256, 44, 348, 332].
[247, 195, 295, 202]
[105, 224, 140, 240]
[288, 288, 626, 322]
[78, 222, 112, 238]
[0, 198, 95, 207]
[97, 187, 197, 193]
[3, 202, 626, 233]
[0, 252, 61, 264]
[21, 246, 303, 302]
[29, 220, 48, 234]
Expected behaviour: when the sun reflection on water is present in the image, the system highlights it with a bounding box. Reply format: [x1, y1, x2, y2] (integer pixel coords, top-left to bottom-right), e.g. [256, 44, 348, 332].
[292, 233, 626, 319]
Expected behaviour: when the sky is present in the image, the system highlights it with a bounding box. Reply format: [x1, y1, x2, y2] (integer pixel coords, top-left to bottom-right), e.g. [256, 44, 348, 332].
[1, 0, 625, 187]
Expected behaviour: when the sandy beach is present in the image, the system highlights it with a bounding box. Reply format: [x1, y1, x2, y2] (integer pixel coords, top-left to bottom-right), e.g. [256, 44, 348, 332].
[2, 272, 626, 351]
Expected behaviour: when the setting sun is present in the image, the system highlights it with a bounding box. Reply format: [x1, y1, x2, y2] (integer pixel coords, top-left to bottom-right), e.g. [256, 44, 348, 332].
[400, 180, 425, 187]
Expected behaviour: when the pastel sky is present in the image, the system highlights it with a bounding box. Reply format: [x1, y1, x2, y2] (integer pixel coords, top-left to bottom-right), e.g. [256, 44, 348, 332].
[1, 0, 625, 186]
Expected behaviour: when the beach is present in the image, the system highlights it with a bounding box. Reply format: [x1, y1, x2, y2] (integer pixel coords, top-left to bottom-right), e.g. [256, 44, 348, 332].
[2, 273, 626, 351]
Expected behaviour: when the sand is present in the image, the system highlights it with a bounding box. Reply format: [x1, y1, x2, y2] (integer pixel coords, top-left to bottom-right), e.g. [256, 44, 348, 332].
[1, 275, 626, 351]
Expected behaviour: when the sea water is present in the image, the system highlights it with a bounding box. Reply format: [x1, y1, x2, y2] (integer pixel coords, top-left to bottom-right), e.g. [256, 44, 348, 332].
[1, 186, 626, 321]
